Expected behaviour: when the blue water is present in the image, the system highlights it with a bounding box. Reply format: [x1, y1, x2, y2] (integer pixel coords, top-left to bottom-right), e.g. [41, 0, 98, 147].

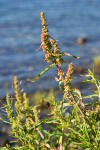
[0, 0, 100, 98]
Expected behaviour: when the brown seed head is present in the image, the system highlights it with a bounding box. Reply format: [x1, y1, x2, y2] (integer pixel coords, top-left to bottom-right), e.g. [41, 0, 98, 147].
[64, 63, 74, 86]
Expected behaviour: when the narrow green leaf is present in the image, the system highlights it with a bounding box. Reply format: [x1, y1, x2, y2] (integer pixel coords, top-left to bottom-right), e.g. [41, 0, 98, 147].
[28, 64, 55, 82]
[63, 52, 80, 59]
[83, 94, 99, 99]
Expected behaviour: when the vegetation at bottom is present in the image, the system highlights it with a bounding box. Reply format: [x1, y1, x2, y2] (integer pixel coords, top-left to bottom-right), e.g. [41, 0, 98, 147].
[0, 12, 100, 150]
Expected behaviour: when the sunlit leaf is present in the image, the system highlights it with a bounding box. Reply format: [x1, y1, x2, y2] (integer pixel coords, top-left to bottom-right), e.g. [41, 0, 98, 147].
[28, 64, 55, 82]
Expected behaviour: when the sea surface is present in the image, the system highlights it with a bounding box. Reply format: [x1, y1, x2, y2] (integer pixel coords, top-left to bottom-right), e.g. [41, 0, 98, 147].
[0, 0, 100, 98]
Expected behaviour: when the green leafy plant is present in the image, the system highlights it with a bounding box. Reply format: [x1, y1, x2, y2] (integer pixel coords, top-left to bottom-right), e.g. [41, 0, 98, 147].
[0, 12, 100, 150]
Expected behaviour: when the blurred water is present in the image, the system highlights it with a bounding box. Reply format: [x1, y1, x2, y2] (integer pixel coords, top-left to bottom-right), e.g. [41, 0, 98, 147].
[0, 0, 100, 98]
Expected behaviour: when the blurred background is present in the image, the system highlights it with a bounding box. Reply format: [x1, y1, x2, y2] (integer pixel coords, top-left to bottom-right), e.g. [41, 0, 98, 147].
[0, 0, 100, 98]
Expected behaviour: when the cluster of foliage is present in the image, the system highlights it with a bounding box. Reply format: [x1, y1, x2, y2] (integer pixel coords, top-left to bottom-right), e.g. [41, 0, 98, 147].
[0, 12, 100, 150]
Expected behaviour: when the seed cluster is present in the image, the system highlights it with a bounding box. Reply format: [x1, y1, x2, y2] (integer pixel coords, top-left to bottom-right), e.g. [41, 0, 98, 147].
[40, 12, 63, 66]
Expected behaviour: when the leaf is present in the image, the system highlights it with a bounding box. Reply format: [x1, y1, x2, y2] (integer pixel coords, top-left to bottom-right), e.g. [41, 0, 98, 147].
[59, 81, 63, 90]
[63, 52, 80, 59]
[43, 130, 54, 137]
[43, 118, 58, 124]
[83, 94, 99, 99]
[28, 64, 55, 82]
[72, 88, 82, 99]
[68, 127, 85, 139]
